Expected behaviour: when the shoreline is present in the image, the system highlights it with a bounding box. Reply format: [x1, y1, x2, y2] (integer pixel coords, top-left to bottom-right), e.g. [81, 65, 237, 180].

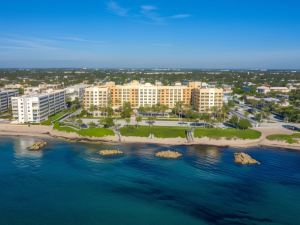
[0, 124, 299, 150]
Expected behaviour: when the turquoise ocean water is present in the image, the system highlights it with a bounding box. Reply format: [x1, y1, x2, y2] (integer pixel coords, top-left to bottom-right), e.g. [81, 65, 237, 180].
[0, 137, 299, 225]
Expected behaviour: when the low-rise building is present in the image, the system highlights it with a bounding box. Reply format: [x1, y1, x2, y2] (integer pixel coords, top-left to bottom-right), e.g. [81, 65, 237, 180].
[257, 86, 291, 94]
[270, 87, 290, 93]
[11, 90, 66, 123]
[24, 84, 63, 95]
[4, 84, 23, 89]
[256, 86, 270, 94]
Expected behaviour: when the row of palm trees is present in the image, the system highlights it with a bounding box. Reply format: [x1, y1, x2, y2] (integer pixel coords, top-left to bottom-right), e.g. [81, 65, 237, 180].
[83, 101, 234, 129]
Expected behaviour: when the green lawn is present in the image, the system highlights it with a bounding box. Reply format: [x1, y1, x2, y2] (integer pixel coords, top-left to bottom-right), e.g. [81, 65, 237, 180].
[41, 110, 69, 125]
[193, 128, 262, 140]
[53, 122, 114, 137]
[267, 133, 300, 144]
[53, 122, 77, 133]
[120, 126, 261, 139]
[78, 128, 114, 137]
[120, 126, 187, 138]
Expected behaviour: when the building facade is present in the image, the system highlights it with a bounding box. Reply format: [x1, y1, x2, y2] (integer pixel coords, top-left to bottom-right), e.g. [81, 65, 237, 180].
[65, 84, 88, 102]
[83, 86, 110, 110]
[12, 90, 66, 123]
[83, 81, 224, 113]
[192, 88, 224, 113]
[0, 90, 19, 113]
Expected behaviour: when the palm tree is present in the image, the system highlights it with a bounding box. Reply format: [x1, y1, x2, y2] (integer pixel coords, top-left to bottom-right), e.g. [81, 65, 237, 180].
[76, 119, 83, 128]
[221, 105, 229, 122]
[202, 113, 210, 128]
[160, 104, 169, 117]
[125, 117, 131, 126]
[175, 101, 184, 120]
[135, 116, 142, 127]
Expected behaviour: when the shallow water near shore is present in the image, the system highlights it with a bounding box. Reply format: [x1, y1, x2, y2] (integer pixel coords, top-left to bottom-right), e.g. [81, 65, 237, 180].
[0, 136, 300, 225]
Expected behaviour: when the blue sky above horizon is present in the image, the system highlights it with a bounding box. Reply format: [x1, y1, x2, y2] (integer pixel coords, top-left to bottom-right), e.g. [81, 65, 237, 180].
[0, 0, 300, 69]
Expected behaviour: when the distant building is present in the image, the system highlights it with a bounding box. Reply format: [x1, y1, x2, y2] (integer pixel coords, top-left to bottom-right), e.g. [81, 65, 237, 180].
[65, 84, 88, 101]
[24, 87, 41, 95]
[270, 87, 290, 93]
[24, 84, 63, 95]
[257, 86, 290, 94]
[0, 90, 19, 113]
[256, 86, 270, 94]
[12, 90, 66, 123]
[223, 87, 233, 103]
[4, 84, 23, 89]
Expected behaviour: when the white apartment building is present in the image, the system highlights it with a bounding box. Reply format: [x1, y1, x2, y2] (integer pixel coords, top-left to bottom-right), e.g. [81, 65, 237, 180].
[12, 90, 66, 123]
[0, 90, 19, 113]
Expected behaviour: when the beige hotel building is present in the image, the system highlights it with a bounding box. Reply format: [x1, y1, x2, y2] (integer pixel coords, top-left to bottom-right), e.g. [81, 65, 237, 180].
[83, 81, 223, 113]
[192, 88, 224, 113]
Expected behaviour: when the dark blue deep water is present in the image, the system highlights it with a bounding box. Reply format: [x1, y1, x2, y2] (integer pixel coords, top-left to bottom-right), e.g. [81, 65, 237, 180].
[0, 137, 300, 225]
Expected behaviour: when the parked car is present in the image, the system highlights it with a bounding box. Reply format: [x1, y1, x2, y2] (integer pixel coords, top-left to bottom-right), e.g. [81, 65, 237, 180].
[178, 122, 188, 125]
[190, 122, 213, 128]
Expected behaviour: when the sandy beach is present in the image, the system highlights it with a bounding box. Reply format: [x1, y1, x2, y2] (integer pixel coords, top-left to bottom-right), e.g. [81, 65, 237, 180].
[0, 124, 299, 150]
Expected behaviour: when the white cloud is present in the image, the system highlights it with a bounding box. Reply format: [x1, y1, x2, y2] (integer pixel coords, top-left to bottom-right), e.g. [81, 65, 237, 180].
[170, 14, 191, 19]
[106, 1, 191, 25]
[0, 35, 108, 51]
[107, 0, 128, 17]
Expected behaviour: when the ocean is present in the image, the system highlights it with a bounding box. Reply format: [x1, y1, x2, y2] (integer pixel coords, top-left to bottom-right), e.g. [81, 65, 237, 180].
[0, 136, 299, 225]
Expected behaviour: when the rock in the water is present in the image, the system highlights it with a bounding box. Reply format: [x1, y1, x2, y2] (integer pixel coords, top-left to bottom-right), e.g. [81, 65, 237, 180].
[28, 141, 47, 151]
[234, 152, 260, 165]
[99, 150, 123, 156]
[155, 150, 182, 159]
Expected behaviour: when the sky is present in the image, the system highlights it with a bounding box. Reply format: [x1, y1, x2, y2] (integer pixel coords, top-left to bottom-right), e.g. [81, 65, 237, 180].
[0, 0, 300, 69]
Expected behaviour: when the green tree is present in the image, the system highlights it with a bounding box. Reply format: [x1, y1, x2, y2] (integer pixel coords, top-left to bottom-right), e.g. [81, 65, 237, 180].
[89, 104, 95, 112]
[105, 106, 114, 117]
[88, 122, 96, 128]
[100, 117, 115, 128]
[255, 113, 262, 122]
[135, 116, 142, 127]
[125, 118, 131, 126]
[121, 102, 132, 119]
[18, 87, 24, 95]
[229, 115, 239, 127]
[76, 119, 83, 127]
[237, 119, 252, 130]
